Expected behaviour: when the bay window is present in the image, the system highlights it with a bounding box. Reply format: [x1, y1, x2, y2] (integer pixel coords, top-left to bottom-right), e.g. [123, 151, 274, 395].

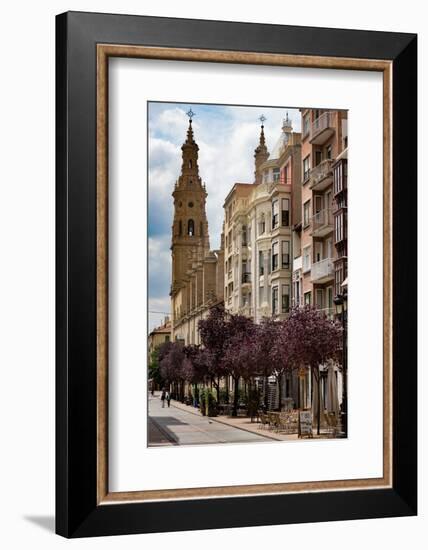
[282, 241, 290, 269]
[281, 198, 290, 226]
[272, 200, 279, 229]
[272, 242, 279, 271]
[282, 284, 290, 313]
[272, 286, 279, 315]
[259, 250, 264, 276]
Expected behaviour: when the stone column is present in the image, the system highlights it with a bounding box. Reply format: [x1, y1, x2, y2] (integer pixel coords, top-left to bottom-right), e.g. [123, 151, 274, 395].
[196, 266, 203, 307]
[191, 274, 197, 311]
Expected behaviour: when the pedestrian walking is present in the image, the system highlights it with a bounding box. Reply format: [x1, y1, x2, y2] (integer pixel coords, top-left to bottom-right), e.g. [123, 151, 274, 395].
[161, 388, 166, 408]
[166, 391, 171, 408]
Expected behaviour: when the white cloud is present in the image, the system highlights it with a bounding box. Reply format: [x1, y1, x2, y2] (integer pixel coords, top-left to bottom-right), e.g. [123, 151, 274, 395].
[149, 235, 171, 275]
[148, 296, 171, 332]
[148, 235, 172, 332]
[149, 106, 205, 144]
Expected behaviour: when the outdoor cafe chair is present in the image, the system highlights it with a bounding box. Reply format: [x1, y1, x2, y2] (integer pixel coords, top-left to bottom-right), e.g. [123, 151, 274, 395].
[258, 411, 270, 430]
[268, 412, 281, 432]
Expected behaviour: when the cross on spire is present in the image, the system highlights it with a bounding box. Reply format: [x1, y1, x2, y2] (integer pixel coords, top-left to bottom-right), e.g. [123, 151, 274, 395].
[187, 108, 195, 121]
[259, 114, 266, 126]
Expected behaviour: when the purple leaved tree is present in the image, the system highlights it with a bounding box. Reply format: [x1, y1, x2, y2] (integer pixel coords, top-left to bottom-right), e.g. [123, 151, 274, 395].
[251, 318, 278, 409]
[198, 305, 229, 403]
[157, 340, 173, 364]
[159, 341, 185, 399]
[182, 345, 207, 403]
[222, 314, 256, 416]
[285, 306, 342, 434]
[269, 320, 295, 411]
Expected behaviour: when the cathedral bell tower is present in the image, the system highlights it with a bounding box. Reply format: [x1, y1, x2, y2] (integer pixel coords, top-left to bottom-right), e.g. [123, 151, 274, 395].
[170, 110, 210, 298]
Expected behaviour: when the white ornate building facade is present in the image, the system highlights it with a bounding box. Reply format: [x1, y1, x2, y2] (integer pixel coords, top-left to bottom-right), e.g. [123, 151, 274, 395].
[222, 116, 308, 409]
[223, 115, 302, 324]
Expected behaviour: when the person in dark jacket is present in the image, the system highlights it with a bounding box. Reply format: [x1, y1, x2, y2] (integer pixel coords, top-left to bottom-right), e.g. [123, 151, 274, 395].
[161, 389, 166, 408]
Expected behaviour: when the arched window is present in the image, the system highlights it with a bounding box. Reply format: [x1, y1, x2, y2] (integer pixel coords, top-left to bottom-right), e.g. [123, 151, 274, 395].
[200, 222, 203, 237]
[187, 219, 195, 236]
[188, 159, 193, 169]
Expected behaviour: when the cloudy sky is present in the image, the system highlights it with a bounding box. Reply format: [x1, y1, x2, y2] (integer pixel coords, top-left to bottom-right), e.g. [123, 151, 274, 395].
[148, 102, 301, 331]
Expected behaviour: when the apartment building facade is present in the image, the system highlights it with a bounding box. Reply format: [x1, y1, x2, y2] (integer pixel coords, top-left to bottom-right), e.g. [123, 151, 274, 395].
[292, 109, 348, 318]
[222, 116, 307, 410]
[223, 115, 302, 324]
[148, 317, 171, 361]
[290, 109, 348, 413]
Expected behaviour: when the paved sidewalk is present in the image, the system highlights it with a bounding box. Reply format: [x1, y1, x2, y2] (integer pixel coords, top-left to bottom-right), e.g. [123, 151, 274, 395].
[148, 393, 275, 447]
[168, 398, 298, 442]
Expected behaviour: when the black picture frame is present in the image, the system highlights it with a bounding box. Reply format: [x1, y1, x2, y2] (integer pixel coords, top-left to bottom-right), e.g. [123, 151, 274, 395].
[56, 11, 417, 538]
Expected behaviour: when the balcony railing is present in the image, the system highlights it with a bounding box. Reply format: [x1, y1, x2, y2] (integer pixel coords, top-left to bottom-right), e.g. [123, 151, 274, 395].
[310, 208, 334, 237]
[310, 112, 335, 144]
[241, 272, 251, 284]
[311, 257, 334, 283]
[265, 176, 292, 186]
[310, 159, 334, 190]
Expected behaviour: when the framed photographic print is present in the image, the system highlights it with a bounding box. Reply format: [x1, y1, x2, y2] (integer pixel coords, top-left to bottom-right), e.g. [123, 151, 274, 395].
[56, 11, 417, 538]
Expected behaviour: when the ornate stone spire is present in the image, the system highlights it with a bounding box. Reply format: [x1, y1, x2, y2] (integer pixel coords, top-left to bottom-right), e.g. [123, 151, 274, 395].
[185, 109, 196, 144]
[178, 109, 201, 187]
[171, 109, 210, 295]
[254, 115, 269, 184]
[282, 111, 293, 133]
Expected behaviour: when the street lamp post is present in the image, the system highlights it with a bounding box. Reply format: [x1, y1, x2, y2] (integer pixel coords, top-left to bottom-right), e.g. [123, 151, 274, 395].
[334, 289, 348, 437]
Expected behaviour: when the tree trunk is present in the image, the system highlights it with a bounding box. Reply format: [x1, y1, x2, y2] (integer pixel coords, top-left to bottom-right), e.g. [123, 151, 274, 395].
[232, 376, 239, 417]
[277, 374, 282, 412]
[310, 366, 321, 435]
[317, 367, 321, 435]
[264, 374, 269, 409]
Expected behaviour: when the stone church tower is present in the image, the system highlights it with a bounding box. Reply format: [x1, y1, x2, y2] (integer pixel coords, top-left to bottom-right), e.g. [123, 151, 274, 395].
[254, 115, 270, 185]
[170, 114, 210, 300]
